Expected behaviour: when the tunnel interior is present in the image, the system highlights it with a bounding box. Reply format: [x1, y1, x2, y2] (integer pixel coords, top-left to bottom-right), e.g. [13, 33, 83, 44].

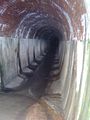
[0, 4, 67, 99]
[4, 20, 65, 98]
[25, 26, 64, 98]
[0, 0, 86, 120]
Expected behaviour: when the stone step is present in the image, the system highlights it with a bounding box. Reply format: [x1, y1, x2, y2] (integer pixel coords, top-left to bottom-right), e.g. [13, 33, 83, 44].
[51, 65, 60, 70]
[5, 76, 24, 89]
[50, 69, 60, 76]
[23, 67, 33, 73]
[34, 55, 44, 63]
[28, 61, 38, 70]
[22, 67, 33, 77]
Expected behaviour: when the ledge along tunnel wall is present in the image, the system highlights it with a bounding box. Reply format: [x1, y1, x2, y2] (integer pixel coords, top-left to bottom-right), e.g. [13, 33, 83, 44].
[0, 0, 87, 120]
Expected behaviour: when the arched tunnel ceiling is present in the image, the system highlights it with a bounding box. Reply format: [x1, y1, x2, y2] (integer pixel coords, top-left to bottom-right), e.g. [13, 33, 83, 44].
[0, 0, 86, 40]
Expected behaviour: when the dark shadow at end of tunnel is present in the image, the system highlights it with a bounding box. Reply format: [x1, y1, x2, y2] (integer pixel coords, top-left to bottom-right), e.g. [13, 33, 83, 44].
[27, 27, 65, 99]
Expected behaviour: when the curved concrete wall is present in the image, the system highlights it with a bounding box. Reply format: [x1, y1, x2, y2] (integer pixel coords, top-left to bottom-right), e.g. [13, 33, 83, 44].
[0, 0, 87, 120]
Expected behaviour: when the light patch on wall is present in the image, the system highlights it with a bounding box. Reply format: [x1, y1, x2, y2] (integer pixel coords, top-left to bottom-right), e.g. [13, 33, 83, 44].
[85, 0, 90, 39]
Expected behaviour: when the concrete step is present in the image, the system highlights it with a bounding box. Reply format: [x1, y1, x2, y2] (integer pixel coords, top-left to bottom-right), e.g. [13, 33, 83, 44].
[5, 76, 24, 89]
[22, 67, 33, 77]
[28, 61, 38, 70]
[23, 67, 33, 73]
[35, 55, 44, 62]
[50, 69, 60, 76]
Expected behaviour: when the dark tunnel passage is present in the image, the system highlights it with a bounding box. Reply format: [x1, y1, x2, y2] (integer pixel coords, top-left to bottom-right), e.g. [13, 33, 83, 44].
[3, 24, 65, 99]
[27, 28, 64, 98]
[0, 3, 67, 98]
[0, 0, 86, 120]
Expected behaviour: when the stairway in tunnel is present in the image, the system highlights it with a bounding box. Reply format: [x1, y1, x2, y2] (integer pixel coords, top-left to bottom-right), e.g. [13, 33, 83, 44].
[1, 33, 63, 98]
[0, 37, 64, 120]
[0, 0, 86, 120]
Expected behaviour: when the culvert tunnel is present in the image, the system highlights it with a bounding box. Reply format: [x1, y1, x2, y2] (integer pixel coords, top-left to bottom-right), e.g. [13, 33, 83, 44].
[0, 0, 87, 120]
